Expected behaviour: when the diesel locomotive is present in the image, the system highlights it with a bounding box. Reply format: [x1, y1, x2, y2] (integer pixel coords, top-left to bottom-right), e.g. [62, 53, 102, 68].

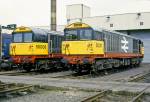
[10, 26, 64, 71]
[61, 22, 144, 73]
[0, 34, 12, 70]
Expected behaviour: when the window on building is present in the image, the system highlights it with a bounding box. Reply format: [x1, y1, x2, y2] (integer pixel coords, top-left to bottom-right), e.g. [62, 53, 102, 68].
[140, 22, 144, 26]
[110, 24, 113, 27]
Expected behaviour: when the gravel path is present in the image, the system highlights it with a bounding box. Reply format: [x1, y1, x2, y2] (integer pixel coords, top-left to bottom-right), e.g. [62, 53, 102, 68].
[0, 64, 150, 102]
[0, 74, 150, 93]
[0, 64, 150, 95]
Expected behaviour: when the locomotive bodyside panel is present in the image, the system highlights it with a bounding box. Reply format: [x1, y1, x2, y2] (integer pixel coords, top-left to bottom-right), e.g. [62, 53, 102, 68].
[103, 31, 134, 53]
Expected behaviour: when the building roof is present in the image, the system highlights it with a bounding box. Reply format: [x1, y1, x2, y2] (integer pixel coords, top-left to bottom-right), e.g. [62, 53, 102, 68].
[68, 12, 150, 31]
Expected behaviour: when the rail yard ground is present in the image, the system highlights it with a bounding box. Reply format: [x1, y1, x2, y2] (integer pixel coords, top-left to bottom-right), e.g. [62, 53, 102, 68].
[0, 63, 150, 102]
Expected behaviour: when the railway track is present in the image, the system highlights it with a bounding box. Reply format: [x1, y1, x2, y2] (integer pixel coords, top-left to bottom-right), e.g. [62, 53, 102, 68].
[0, 64, 148, 79]
[0, 71, 29, 76]
[129, 86, 150, 102]
[0, 70, 47, 76]
[0, 82, 33, 97]
[81, 90, 108, 102]
[81, 86, 150, 102]
[51, 67, 135, 79]
[80, 71, 150, 102]
[52, 73, 90, 79]
[52, 67, 150, 81]
[128, 72, 150, 82]
[0, 85, 33, 96]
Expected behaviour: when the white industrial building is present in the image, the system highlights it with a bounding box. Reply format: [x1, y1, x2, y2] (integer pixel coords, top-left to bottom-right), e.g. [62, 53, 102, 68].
[66, 4, 150, 62]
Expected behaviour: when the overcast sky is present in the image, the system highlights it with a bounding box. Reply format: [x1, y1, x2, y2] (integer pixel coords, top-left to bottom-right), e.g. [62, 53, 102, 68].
[0, 0, 150, 26]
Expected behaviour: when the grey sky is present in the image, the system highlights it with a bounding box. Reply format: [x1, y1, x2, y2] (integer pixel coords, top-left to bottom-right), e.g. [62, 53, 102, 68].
[0, 0, 150, 26]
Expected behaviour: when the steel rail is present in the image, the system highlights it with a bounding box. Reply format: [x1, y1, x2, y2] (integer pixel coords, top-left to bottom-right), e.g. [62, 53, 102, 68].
[0, 85, 33, 95]
[0, 71, 36, 76]
[129, 86, 150, 102]
[52, 73, 89, 79]
[0, 71, 25, 76]
[81, 90, 108, 102]
[128, 72, 150, 82]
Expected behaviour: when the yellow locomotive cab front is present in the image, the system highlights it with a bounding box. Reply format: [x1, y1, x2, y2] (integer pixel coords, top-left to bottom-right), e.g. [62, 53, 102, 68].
[10, 43, 48, 55]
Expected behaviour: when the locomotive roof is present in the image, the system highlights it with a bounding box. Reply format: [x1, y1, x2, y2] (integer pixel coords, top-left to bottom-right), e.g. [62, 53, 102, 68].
[13, 26, 64, 35]
[31, 28, 64, 36]
[94, 27, 140, 40]
[13, 26, 49, 34]
[30, 27, 49, 35]
[29, 28, 64, 35]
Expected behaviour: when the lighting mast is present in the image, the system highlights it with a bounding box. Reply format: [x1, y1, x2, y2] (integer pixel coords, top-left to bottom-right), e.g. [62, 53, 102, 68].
[51, 0, 56, 31]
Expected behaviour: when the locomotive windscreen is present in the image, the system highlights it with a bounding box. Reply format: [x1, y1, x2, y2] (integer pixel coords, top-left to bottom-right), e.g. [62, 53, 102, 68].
[13, 32, 33, 43]
[65, 28, 93, 40]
